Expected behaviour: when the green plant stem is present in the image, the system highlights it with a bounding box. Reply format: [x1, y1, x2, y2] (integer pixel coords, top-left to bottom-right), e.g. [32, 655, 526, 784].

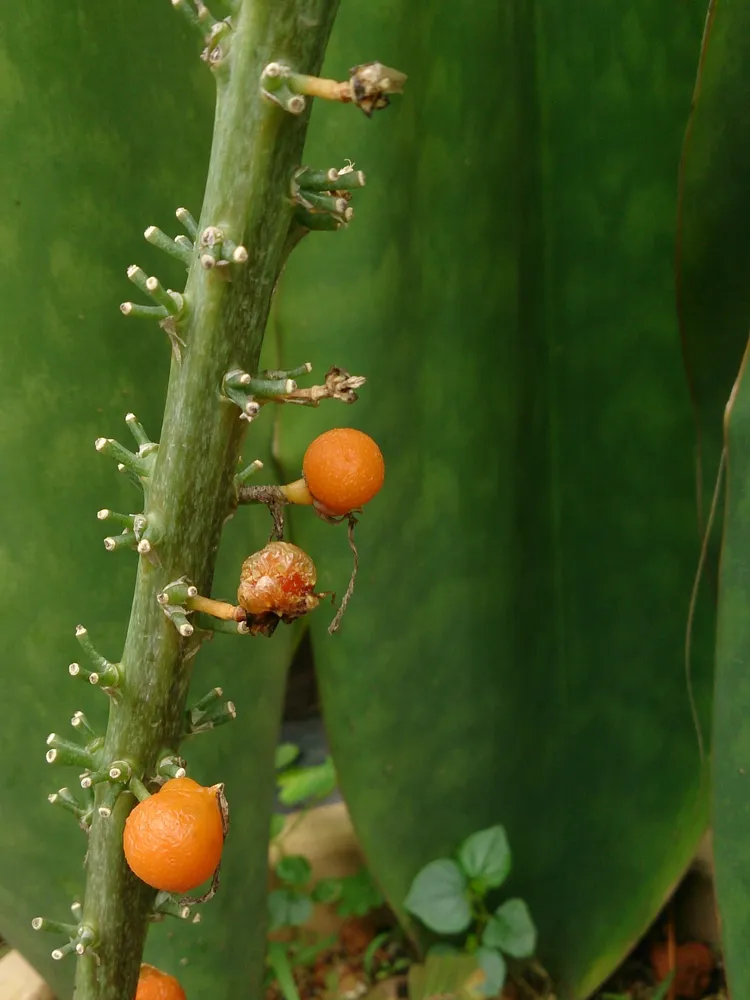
[72, 1, 339, 997]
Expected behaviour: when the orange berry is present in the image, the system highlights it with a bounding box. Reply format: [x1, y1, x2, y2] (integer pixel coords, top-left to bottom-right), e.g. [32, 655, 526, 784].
[302, 428, 384, 515]
[650, 941, 714, 999]
[237, 541, 319, 619]
[123, 777, 224, 893]
[135, 964, 187, 1000]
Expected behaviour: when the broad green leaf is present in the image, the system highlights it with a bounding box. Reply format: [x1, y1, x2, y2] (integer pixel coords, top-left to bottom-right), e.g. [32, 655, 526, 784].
[277, 2, 717, 997]
[679, 7, 750, 1000]
[268, 889, 314, 931]
[404, 860, 472, 935]
[475, 947, 507, 998]
[458, 827, 511, 889]
[275, 855, 312, 888]
[714, 342, 750, 997]
[482, 899, 537, 959]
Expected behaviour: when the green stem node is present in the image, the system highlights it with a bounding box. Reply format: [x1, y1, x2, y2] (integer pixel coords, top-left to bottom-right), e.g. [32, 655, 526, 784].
[171, 0, 202, 31]
[125, 412, 154, 449]
[144, 226, 193, 266]
[157, 753, 188, 779]
[248, 375, 297, 397]
[96, 509, 136, 529]
[235, 458, 264, 486]
[296, 190, 349, 217]
[160, 604, 195, 637]
[221, 371, 262, 420]
[126, 265, 150, 296]
[157, 577, 199, 605]
[75, 625, 115, 674]
[97, 782, 125, 819]
[129, 776, 151, 803]
[260, 362, 312, 379]
[154, 891, 193, 921]
[295, 165, 366, 191]
[190, 687, 225, 715]
[52, 941, 77, 962]
[94, 437, 149, 477]
[45, 735, 97, 769]
[186, 694, 237, 733]
[103, 530, 137, 552]
[174, 234, 195, 254]
[293, 206, 345, 230]
[70, 711, 98, 742]
[32, 917, 78, 936]
[260, 62, 307, 114]
[176, 206, 199, 240]
[193, 613, 247, 636]
[120, 302, 169, 320]
[145, 275, 183, 315]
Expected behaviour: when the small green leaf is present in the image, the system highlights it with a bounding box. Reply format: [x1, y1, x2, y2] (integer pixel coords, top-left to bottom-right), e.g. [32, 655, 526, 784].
[293, 934, 338, 967]
[275, 854, 312, 887]
[268, 889, 313, 930]
[270, 813, 286, 840]
[311, 877, 342, 904]
[275, 742, 301, 771]
[364, 930, 392, 977]
[482, 898, 537, 958]
[475, 947, 507, 997]
[336, 867, 385, 917]
[277, 756, 337, 806]
[404, 859, 472, 934]
[457, 827, 511, 888]
[267, 942, 302, 1000]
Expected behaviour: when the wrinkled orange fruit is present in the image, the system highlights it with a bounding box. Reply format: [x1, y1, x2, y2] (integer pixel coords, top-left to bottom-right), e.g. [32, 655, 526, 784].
[237, 541, 318, 619]
[302, 427, 385, 515]
[650, 940, 714, 999]
[123, 777, 224, 893]
[135, 963, 187, 1000]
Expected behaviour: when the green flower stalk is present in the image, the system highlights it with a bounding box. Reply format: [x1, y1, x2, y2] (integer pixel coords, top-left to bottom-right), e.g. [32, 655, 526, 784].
[31, 0, 404, 996]
[48, 1, 342, 996]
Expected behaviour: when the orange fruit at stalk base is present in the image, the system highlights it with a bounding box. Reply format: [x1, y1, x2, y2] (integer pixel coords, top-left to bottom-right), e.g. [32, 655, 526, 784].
[135, 964, 187, 1000]
[123, 777, 224, 893]
[237, 541, 319, 619]
[302, 427, 385, 515]
[649, 940, 714, 999]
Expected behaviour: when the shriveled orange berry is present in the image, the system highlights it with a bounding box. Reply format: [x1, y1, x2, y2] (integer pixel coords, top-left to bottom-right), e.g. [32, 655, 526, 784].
[650, 940, 714, 999]
[237, 541, 319, 619]
[135, 964, 187, 1000]
[301, 427, 385, 515]
[123, 777, 224, 893]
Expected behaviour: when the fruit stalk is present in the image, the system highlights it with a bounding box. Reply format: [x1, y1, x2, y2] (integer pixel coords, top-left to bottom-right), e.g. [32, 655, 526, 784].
[73, 1, 339, 997]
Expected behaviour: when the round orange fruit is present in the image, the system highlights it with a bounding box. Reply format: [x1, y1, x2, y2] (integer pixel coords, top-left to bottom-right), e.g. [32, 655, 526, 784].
[123, 777, 224, 893]
[135, 963, 187, 1000]
[302, 427, 385, 515]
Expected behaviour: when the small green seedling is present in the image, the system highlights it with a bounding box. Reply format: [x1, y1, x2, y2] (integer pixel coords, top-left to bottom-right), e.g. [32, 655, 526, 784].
[404, 825, 537, 997]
